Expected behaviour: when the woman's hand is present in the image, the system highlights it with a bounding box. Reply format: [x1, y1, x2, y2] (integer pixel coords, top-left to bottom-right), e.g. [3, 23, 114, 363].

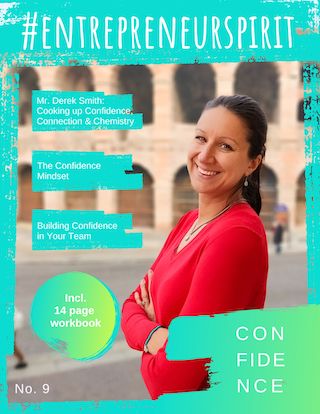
[146, 327, 168, 355]
[134, 269, 156, 322]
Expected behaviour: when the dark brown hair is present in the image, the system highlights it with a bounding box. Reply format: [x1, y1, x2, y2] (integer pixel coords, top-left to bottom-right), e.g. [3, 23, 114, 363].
[204, 95, 267, 214]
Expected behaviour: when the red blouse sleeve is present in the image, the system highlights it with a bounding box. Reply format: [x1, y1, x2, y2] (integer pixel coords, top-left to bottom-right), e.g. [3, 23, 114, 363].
[120, 271, 160, 351]
[141, 226, 268, 399]
[121, 212, 193, 351]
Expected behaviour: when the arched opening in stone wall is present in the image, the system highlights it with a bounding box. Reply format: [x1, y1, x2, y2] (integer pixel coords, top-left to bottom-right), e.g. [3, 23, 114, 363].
[118, 164, 154, 227]
[174, 64, 216, 123]
[173, 166, 198, 225]
[18, 164, 44, 222]
[65, 191, 97, 210]
[260, 165, 278, 230]
[57, 66, 95, 91]
[295, 170, 306, 226]
[234, 62, 279, 122]
[16, 67, 40, 125]
[118, 66, 153, 124]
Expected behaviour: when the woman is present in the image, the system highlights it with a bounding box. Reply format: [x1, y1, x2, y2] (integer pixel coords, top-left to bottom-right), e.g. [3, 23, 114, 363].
[121, 95, 268, 399]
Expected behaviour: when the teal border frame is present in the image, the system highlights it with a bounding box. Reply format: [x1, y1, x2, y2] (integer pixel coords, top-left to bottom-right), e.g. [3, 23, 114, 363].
[1, 0, 320, 412]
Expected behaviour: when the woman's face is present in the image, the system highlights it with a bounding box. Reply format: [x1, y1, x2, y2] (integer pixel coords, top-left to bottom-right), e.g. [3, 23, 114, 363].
[187, 106, 261, 200]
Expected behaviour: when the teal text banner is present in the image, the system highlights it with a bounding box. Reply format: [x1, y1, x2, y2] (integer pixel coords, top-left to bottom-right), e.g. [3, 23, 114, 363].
[32, 92, 142, 131]
[32, 151, 142, 191]
[32, 210, 142, 250]
[0, 0, 319, 64]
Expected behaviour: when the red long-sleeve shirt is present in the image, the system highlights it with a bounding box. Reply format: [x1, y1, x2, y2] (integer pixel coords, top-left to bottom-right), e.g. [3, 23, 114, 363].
[121, 203, 268, 399]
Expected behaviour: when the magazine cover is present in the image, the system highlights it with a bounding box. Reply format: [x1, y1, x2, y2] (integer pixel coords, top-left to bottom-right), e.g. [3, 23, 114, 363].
[1, 0, 319, 413]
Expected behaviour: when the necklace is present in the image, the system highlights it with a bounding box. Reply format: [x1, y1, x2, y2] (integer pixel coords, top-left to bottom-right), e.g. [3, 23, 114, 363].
[184, 199, 246, 242]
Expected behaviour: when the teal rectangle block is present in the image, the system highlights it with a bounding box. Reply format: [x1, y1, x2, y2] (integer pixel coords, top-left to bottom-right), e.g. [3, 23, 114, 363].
[304, 64, 320, 304]
[1, 0, 320, 62]
[32, 210, 142, 250]
[32, 151, 143, 191]
[32, 91, 143, 131]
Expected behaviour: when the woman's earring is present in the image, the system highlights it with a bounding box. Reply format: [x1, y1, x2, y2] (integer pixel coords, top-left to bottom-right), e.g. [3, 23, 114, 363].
[244, 176, 249, 187]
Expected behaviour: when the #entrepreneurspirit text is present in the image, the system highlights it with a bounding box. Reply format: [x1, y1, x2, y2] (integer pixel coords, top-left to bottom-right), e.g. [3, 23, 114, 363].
[22, 13, 294, 51]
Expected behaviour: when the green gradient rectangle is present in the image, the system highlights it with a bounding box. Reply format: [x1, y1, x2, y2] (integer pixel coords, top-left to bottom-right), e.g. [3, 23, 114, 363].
[165, 306, 320, 412]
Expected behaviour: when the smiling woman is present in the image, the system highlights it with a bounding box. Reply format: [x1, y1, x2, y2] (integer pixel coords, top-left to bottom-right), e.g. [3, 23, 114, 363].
[121, 95, 269, 399]
[187, 104, 262, 215]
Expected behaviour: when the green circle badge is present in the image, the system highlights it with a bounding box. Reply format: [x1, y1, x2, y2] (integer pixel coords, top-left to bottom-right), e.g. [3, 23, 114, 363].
[31, 272, 119, 360]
